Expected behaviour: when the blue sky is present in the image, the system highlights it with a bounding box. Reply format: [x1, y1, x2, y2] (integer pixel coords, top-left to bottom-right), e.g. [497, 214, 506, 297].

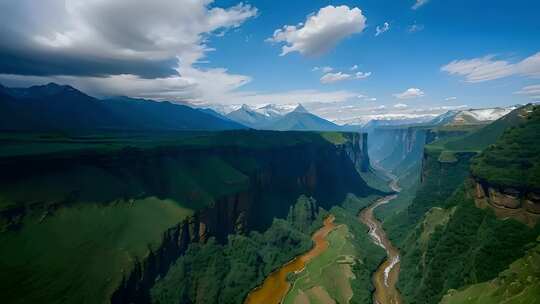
[0, 0, 539, 122]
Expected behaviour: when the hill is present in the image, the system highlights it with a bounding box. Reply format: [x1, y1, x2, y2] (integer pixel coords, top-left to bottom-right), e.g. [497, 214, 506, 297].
[0, 83, 245, 131]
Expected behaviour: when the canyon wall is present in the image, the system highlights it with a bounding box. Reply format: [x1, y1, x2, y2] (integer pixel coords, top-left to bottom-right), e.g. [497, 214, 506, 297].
[472, 178, 540, 226]
[0, 131, 374, 304]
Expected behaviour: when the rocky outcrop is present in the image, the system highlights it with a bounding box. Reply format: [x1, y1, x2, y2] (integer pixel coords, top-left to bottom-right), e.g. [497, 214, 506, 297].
[473, 179, 540, 226]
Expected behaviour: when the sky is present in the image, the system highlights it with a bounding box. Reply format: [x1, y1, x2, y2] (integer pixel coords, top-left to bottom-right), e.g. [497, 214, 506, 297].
[0, 0, 539, 122]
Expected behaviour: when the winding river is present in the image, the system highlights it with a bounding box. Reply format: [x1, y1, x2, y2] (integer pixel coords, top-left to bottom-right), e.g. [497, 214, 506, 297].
[244, 215, 336, 304]
[359, 176, 403, 304]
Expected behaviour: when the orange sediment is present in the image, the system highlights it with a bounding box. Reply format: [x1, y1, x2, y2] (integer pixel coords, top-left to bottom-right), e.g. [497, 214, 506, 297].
[244, 215, 336, 304]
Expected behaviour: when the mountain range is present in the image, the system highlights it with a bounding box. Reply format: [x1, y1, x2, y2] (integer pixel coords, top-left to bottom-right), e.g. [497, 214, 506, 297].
[0, 83, 246, 131]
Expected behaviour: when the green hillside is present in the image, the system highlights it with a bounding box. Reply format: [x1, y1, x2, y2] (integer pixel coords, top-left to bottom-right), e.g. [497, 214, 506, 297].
[440, 238, 540, 304]
[471, 105, 540, 190]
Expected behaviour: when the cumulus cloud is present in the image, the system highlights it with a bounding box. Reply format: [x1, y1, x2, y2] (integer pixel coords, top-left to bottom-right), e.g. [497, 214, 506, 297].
[441, 52, 540, 83]
[268, 5, 367, 56]
[0, 0, 257, 102]
[394, 103, 408, 108]
[445, 96, 457, 101]
[412, 0, 430, 10]
[350, 65, 359, 71]
[320, 71, 371, 84]
[515, 84, 540, 100]
[393, 88, 425, 99]
[375, 22, 390, 36]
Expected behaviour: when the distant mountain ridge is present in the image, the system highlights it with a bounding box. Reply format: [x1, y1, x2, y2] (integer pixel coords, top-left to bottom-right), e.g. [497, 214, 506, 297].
[0, 83, 246, 131]
[430, 107, 515, 126]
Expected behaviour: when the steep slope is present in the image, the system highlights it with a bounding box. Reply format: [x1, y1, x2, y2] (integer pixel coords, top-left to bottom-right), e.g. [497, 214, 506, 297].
[266, 104, 342, 131]
[0, 130, 377, 304]
[0, 83, 245, 131]
[440, 238, 540, 304]
[226, 104, 276, 128]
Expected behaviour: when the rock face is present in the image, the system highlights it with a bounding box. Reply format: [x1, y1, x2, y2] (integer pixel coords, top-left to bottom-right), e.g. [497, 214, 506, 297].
[368, 127, 426, 174]
[473, 179, 540, 226]
[343, 132, 370, 172]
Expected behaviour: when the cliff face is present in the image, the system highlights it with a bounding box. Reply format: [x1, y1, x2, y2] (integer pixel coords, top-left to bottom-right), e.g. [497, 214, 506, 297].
[473, 179, 540, 226]
[110, 139, 375, 303]
[342, 132, 370, 172]
[0, 131, 375, 304]
[369, 127, 427, 176]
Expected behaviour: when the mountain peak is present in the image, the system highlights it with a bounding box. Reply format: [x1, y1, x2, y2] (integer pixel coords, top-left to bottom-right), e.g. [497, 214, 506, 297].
[240, 104, 253, 111]
[293, 104, 309, 114]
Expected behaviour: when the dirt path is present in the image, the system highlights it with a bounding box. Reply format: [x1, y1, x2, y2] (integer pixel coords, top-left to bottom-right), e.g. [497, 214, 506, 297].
[359, 177, 403, 304]
[244, 215, 337, 304]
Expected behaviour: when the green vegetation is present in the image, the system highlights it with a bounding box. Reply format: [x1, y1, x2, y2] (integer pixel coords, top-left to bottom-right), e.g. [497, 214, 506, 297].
[398, 184, 540, 304]
[440, 238, 540, 304]
[283, 196, 386, 304]
[0, 130, 360, 158]
[471, 105, 540, 190]
[284, 224, 356, 304]
[0, 198, 193, 304]
[383, 149, 473, 246]
[151, 196, 326, 304]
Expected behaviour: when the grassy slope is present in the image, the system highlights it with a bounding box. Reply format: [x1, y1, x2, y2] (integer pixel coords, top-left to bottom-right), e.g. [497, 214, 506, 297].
[0, 198, 193, 304]
[440, 239, 540, 304]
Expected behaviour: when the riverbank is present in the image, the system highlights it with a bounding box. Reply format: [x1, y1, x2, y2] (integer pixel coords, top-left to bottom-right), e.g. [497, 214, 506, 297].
[244, 215, 336, 304]
[360, 177, 403, 304]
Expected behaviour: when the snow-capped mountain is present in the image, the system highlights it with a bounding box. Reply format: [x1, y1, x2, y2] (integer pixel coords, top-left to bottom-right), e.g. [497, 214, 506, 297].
[254, 104, 296, 118]
[430, 106, 517, 126]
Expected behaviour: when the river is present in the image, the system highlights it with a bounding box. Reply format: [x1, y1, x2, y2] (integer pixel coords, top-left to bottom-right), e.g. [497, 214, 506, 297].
[359, 176, 403, 304]
[244, 215, 336, 304]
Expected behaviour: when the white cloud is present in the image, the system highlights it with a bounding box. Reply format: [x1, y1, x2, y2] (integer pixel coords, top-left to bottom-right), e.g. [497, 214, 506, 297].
[321, 72, 352, 84]
[445, 96, 457, 101]
[375, 22, 390, 36]
[268, 5, 367, 56]
[408, 24, 425, 33]
[393, 88, 425, 99]
[515, 84, 540, 100]
[394, 103, 408, 108]
[355, 71, 372, 79]
[0, 0, 258, 102]
[441, 52, 540, 83]
[313, 66, 334, 73]
[320, 71, 371, 84]
[412, 0, 430, 10]
[350, 65, 359, 71]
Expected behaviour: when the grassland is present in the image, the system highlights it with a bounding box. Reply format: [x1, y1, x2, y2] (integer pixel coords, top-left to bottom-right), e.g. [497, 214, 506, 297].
[440, 238, 540, 304]
[0, 197, 193, 304]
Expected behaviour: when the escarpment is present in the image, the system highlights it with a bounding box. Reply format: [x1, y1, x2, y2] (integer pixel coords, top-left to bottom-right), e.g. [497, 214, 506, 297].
[0, 131, 375, 304]
[472, 178, 540, 226]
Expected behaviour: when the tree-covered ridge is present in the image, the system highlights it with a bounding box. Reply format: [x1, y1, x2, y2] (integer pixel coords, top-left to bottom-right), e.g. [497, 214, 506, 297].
[471, 105, 540, 191]
[150, 196, 326, 304]
[440, 237, 540, 304]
